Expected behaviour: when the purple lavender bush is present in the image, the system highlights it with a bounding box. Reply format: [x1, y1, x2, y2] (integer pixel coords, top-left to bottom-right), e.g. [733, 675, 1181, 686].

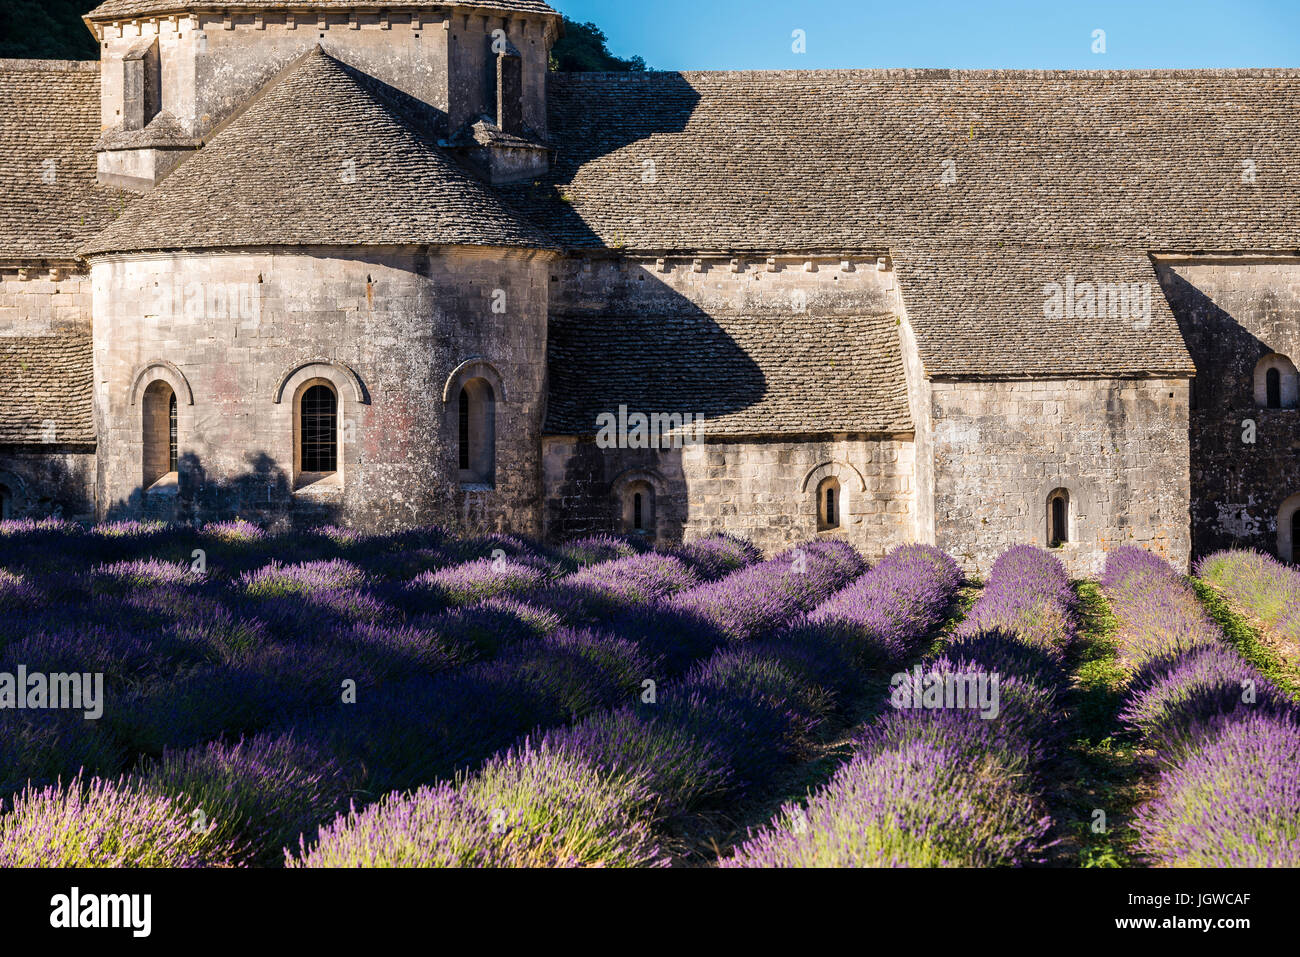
[806, 544, 961, 662]
[406, 558, 550, 610]
[725, 544, 1069, 868]
[555, 534, 649, 570]
[539, 552, 702, 623]
[669, 540, 867, 642]
[723, 734, 1054, 868]
[142, 732, 359, 868]
[671, 534, 763, 581]
[1133, 711, 1300, 867]
[1120, 644, 1292, 763]
[1197, 549, 1300, 664]
[958, 544, 1075, 659]
[290, 741, 661, 868]
[1101, 546, 1219, 665]
[0, 773, 243, 867]
[239, 559, 369, 598]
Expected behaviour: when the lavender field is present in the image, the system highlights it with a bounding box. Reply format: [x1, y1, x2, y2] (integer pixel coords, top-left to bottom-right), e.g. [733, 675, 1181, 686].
[0, 519, 1295, 868]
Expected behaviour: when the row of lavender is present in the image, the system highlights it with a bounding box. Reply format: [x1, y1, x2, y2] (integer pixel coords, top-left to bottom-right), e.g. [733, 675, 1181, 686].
[0, 520, 755, 797]
[726, 545, 1076, 867]
[0, 531, 862, 866]
[290, 543, 962, 866]
[1101, 547, 1300, 867]
[1197, 549, 1300, 666]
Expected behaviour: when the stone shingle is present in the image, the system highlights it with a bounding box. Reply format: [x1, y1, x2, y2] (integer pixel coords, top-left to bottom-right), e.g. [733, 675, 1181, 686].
[894, 244, 1196, 378]
[81, 47, 554, 255]
[545, 312, 912, 437]
[513, 68, 1300, 253]
[0, 60, 128, 260]
[0, 334, 94, 445]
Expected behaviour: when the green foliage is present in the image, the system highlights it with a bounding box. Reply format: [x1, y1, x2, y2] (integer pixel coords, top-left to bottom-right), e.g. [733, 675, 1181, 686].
[1064, 582, 1141, 868]
[550, 18, 646, 73]
[0, 1, 100, 61]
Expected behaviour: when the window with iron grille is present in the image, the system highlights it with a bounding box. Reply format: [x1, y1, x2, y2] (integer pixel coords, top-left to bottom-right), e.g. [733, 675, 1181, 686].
[168, 393, 178, 473]
[301, 384, 338, 473]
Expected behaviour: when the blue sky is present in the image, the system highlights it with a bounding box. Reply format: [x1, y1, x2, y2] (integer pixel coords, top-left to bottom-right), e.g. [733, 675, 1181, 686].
[550, 0, 1300, 71]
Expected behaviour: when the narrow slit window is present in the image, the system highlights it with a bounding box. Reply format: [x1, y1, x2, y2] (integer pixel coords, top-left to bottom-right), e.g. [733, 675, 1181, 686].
[1267, 367, 1282, 409]
[1048, 489, 1070, 547]
[1292, 511, 1300, 564]
[168, 392, 178, 473]
[633, 492, 644, 531]
[816, 476, 842, 531]
[458, 387, 471, 471]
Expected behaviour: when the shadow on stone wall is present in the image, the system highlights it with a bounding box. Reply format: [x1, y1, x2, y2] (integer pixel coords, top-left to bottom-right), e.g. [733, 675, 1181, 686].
[0, 447, 96, 521]
[105, 451, 343, 529]
[1160, 268, 1296, 558]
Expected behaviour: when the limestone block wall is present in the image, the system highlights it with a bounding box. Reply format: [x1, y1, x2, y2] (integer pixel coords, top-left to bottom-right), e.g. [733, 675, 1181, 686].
[89, 244, 551, 532]
[0, 264, 91, 336]
[1157, 257, 1300, 558]
[543, 251, 915, 556]
[543, 435, 917, 560]
[0, 451, 96, 521]
[929, 378, 1192, 578]
[95, 9, 554, 142]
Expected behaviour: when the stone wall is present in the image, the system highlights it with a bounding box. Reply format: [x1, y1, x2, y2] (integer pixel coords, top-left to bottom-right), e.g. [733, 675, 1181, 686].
[542, 251, 916, 557]
[929, 377, 1192, 578]
[89, 244, 552, 532]
[542, 434, 916, 560]
[0, 450, 96, 521]
[95, 9, 556, 187]
[1158, 257, 1300, 558]
[0, 263, 91, 336]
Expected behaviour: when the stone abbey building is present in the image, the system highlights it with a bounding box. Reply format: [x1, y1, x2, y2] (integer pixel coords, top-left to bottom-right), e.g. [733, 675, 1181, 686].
[1, 0, 1299, 576]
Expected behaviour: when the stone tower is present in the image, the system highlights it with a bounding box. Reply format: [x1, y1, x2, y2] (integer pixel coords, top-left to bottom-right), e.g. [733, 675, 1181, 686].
[79, 1, 562, 532]
[86, 1, 560, 189]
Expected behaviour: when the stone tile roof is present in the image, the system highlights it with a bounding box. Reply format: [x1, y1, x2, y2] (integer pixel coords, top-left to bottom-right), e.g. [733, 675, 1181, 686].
[509, 68, 1300, 253]
[893, 244, 1195, 378]
[84, 0, 558, 20]
[0, 60, 128, 260]
[544, 312, 913, 437]
[82, 47, 554, 255]
[0, 334, 94, 445]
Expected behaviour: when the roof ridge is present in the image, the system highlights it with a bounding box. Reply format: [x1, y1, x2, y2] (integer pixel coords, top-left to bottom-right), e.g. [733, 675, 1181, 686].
[555, 67, 1300, 82]
[0, 59, 100, 73]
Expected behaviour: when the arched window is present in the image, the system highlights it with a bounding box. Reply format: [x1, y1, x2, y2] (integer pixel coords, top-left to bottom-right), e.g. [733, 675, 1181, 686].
[1047, 489, 1070, 547]
[142, 380, 177, 489]
[620, 480, 655, 537]
[457, 378, 495, 486]
[1254, 354, 1298, 409]
[817, 477, 842, 531]
[299, 382, 338, 476]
